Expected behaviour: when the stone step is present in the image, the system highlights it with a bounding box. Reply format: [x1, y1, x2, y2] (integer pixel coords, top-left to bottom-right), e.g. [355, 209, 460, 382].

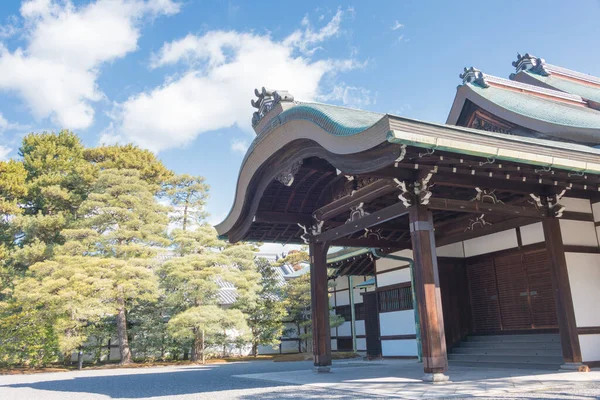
[451, 347, 561, 357]
[448, 353, 564, 365]
[465, 334, 560, 343]
[449, 360, 559, 371]
[457, 341, 562, 350]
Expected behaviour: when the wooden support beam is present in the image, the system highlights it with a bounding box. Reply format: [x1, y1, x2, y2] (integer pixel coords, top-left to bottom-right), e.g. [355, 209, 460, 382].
[427, 197, 547, 218]
[254, 211, 313, 226]
[314, 202, 409, 243]
[435, 217, 537, 247]
[313, 179, 397, 221]
[542, 218, 583, 365]
[329, 237, 407, 249]
[309, 241, 332, 369]
[409, 205, 448, 376]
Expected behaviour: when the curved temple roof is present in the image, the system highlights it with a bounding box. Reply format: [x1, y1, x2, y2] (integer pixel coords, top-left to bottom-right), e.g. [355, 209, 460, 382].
[216, 95, 600, 242]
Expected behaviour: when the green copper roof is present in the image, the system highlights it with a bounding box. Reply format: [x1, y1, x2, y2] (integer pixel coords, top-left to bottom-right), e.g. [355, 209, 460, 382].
[524, 71, 600, 104]
[259, 102, 384, 137]
[327, 247, 370, 264]
[467, 83, 600, 130]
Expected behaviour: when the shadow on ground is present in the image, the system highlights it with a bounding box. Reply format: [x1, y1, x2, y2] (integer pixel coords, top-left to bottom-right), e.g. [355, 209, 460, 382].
[5, 368, 293, 398]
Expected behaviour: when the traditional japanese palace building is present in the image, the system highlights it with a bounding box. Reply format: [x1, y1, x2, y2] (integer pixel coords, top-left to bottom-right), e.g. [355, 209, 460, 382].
[216, 53, 600, 380]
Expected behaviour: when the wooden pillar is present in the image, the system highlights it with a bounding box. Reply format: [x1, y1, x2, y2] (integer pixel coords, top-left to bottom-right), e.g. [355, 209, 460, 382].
[409, 205, 448, 378]
[542, 217, 583, 365]
[309, 241, 332, 370]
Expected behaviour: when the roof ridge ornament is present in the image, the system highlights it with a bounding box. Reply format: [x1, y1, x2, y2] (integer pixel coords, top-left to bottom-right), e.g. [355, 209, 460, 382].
[251, 87, 294, 128]
[460, 67, 489, 88]
[512, 52, 551, 76]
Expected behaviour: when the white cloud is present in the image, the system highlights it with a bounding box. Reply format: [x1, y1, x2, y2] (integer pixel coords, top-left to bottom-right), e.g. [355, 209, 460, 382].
[0, 145, 12, 161]
[111, 10, 363, 152]
[0, 0, 180, 130]
[230, 139, 249, 154]
[318, 84, 375, 109]
[391, 20, 404, 30]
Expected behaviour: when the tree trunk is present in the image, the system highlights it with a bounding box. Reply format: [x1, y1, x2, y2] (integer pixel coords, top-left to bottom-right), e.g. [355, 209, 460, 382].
[183, 348, 189, 360]
[252, 343, 258, 358]
[116, 298, 132, 364]
[77, 349, 84, 370]
[201, 330, 205, 365]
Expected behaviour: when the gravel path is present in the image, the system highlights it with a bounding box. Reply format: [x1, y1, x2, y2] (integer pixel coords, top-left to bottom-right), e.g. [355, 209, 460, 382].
[1, 360, 598, 399]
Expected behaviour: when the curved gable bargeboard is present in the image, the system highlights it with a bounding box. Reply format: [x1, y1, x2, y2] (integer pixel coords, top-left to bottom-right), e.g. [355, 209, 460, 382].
[448, 84, 600, 145]
[215, 103, 391, 239]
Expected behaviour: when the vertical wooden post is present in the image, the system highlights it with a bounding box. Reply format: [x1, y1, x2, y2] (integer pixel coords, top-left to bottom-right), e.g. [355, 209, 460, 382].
[542, 217, 583, 366]
[309, 241, 332, 371]
[409, 205, 448, 381]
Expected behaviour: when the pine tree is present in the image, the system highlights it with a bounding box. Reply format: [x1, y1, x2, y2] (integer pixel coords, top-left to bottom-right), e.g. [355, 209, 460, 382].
[75, 168, 170, 364]
[240, 257, 287, 357]
[161, 174, 209, 231]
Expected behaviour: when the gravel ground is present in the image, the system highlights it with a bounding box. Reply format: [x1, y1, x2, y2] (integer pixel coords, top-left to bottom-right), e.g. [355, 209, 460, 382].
[1, 360, 598, 399]
[0, 360, 386, 399]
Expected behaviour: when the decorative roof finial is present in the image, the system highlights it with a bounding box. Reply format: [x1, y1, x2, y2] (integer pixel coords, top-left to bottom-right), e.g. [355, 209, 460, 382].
[512, 53, 550, 76]
[251, 87, 294, 127]
[460, 67, 489, 88]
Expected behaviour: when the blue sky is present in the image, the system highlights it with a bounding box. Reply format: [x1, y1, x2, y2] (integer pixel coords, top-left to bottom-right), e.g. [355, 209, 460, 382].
[1, 0, 600, 228]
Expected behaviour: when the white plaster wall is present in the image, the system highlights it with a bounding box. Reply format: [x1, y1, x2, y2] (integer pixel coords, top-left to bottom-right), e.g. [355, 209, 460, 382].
[436, 242, 465, 258]
[337, 321, 352, 337]
[566, 252, 600, 327]
[329, 292, 336, 308]
[381, 339, 418, 357]
[336, 290, 350, 306]
[379, 310, 416, 336]
[520, 222, 545, 246]
[352, 287, 363, 304]
[331, 327, 337, 337]
[463, 229, 518, 257]
[356, 338, 367, 351]
[377, 269, 411, 288]
[334, 277, 349, 290]
[281, 341, 299, 353]
[331, 340, 338, 351]
[561, 197, 592, 214]
[560, 220, 599, 247]
[580, 334, 600, 362]
[592, 202, 600, 222]
[283, 322, 298, 338]
[355, 320, 366, 336]
[376, 249, 413, 272]
[257, 345, 279, 354]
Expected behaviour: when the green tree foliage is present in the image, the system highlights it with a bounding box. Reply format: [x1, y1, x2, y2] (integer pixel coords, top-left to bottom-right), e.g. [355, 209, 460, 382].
[71, 168, 169, 364]
[240, 258, 287, 357]
[161, 174, 209, 230]
[84, 144, 173, 188]
[167, 305, 249, 364]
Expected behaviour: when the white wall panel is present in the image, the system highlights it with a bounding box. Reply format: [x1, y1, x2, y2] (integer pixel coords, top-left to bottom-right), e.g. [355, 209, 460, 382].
[377, 269, 411, 288]
[356, 338, 367, 351]
[355, 320, 366, 336]
[592, 202, 600, 222]
[281, 341, 298, 353]
[560, 220, 598, 247]
[331, 327, 337, 337]
[463, 229, 518, 257]
[352, 287, 363, 304]
[436, 242, 465, 258]
[335, 277, 349, 290]
[336, 290, 350, 306]
[561, 197, 592, 214]
[337, 321, 351, 337]
[579, 334, 600, 362]
[331, 339, 338, 351]
[520, 222, 545, 245]
[381, 339, 417, 357]
[379, 310, 416, 336]
[376, 249, 413, 273]
[566, 253, 600, 327]
[258, 345, 279, 354]
[329, 292, 336, 307]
